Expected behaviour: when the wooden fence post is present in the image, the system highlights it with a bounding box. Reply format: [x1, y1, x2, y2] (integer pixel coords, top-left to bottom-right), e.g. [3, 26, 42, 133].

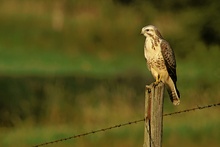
[143, 82, 164, 147]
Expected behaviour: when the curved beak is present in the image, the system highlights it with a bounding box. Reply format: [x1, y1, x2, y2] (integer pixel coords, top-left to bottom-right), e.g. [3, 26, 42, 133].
[141, 30, 144, 35]
[141, 29, 145, 35]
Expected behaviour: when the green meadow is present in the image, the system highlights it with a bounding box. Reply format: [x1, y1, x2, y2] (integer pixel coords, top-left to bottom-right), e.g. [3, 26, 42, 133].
[0, 1, 220, 147]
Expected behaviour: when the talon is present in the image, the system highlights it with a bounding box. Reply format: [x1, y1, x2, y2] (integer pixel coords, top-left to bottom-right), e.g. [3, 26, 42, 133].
[153, 75, 161, 87]
[153, 82, 157, 87]
[153, 81, 160, 87]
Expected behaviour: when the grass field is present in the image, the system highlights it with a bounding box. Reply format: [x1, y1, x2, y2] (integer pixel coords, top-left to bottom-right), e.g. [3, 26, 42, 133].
[0, 48, 219, 147]
[0, 1, 220, 147]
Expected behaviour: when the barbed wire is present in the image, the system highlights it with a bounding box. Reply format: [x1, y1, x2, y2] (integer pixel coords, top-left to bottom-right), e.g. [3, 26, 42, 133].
[33, 102, 220, 147]
[163, 102, 220, 117]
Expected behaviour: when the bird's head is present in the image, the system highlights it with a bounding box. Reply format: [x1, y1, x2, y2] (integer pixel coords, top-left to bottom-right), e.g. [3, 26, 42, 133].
[141, 25, 163, 38]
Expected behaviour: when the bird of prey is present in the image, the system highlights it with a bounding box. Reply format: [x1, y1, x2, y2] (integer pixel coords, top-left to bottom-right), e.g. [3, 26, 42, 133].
[141, 25, 180, 105]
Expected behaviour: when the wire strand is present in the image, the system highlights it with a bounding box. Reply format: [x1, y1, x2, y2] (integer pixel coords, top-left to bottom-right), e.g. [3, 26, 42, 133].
[33, 102, 220, 147]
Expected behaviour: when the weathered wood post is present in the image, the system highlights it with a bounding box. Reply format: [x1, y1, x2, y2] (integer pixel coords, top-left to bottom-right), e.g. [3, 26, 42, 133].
[143, 82, 164, 147]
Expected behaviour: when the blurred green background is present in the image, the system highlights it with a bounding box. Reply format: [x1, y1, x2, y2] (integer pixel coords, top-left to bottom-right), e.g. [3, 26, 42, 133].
[0, 0, 220, 147]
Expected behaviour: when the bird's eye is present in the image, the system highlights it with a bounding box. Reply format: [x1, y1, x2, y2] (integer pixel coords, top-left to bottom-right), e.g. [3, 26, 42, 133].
[146, 29, 149, 32]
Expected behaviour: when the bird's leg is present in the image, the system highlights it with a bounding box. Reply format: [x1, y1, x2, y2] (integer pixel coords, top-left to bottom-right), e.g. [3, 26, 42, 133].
[153, 74, 161, 87]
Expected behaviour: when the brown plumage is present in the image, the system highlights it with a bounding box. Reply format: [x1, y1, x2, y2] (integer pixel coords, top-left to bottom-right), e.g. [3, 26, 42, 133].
[141, 25, 180, 105]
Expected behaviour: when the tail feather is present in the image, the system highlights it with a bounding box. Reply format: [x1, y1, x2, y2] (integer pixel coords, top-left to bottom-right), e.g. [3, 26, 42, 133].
[166, 82, 180, 106]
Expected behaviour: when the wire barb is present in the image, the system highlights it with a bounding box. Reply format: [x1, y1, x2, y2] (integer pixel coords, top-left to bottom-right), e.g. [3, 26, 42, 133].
[33, 102, 220, 147]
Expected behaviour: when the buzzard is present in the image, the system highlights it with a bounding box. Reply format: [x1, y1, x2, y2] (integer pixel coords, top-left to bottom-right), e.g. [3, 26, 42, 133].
[141, 25, 180, 105]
